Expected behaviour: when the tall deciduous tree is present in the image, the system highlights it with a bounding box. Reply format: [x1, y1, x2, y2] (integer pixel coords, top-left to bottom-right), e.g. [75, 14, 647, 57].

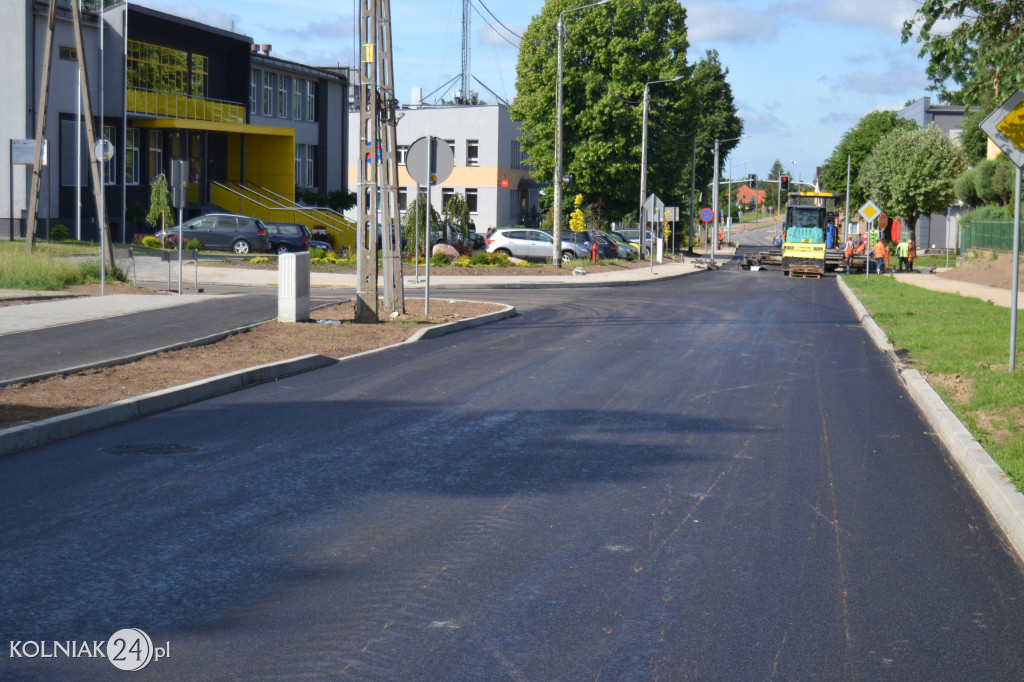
[901, 1, 1024, 105]
[818, 111, 917, 215]
[859, 125, 967, 244]
[510, 0, 740, 221]
[146, 174, 173, 234]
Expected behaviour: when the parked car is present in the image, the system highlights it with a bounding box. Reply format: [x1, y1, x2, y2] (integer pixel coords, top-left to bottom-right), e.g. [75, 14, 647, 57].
[433, 229, 486, 250]
[486, 228, 556, 261]
[561, 230, 618, 261]
[157, 213, 270, 254]
[615, 228, 654, 256]
[264, 222, 309, 254]
[603, 231, 638, 260]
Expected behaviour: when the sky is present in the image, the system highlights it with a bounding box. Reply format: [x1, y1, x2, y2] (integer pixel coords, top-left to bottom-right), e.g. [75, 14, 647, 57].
[133, 0, 939, 184]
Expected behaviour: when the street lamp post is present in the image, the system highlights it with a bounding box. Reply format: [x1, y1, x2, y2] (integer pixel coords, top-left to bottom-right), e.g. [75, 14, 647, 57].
[638, 75, 684, 273]
[711, 136, 740, 266]
[553, 0, 611, 267]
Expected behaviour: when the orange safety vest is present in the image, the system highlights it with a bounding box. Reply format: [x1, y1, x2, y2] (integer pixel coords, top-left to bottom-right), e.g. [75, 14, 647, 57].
[872, 241, 887, 259]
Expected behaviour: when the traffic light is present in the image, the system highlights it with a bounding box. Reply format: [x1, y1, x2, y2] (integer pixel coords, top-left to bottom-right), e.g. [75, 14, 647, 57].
[780, 175, 790, 192]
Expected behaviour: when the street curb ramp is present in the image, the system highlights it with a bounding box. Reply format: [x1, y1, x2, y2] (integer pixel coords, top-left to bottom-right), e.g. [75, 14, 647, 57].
[837, 276, 1024, 563]
[0, 303, 516, 458]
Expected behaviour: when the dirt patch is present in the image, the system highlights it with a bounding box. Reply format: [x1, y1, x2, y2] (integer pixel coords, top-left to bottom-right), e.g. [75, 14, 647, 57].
[0, 298, 503, 430]
[937, 250, 1024, 290]
[920, 371, 974, 404]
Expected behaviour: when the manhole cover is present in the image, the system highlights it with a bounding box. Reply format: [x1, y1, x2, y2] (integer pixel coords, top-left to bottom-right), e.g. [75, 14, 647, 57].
[100, 444, 200, 455]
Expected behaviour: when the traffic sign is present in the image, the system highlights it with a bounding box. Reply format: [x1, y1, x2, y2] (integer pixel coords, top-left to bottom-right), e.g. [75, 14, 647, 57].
[406, 136, 454, 185]
[981, 90, 1024, 168]
[699, 207, 714, 223]
[858, 200, 880, 222]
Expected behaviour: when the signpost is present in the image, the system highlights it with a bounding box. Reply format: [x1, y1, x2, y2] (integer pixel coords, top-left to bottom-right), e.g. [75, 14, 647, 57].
[858, 200, 881, 280]
[980, 90, 1024, 371]
[406, 136, 454, 315]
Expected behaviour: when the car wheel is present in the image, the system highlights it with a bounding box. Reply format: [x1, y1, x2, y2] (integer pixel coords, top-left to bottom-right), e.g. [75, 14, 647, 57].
[232, 239, 251, 254]
[496, 248, 512, 257]
[276, 245, 290, 255]
[561, 250, 575, 264]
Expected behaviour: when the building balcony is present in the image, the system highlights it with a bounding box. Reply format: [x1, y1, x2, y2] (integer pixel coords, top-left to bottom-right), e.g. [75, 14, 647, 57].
[126, 88, 245, 125]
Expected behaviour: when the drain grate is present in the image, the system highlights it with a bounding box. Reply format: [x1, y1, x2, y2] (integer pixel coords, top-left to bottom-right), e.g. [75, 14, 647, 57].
[100, 444, 200, 456]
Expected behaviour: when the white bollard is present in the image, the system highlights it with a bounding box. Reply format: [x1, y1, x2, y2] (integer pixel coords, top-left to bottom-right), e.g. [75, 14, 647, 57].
[278, 251, 310, 322]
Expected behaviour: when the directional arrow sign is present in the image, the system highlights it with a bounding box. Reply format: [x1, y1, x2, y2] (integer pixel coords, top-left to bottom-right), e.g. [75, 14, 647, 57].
[858, 200, 880, 222]
[981, 90, 1024, 168]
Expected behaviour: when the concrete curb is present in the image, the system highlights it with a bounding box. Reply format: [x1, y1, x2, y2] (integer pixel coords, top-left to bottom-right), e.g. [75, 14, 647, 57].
[401, 265, 709, 290]
[0, 303, 516, 458]
[837, 275, 1024, 562]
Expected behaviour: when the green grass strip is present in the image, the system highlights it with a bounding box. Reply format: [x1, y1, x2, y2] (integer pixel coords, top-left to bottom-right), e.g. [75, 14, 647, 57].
[843, 274, 1024, 488]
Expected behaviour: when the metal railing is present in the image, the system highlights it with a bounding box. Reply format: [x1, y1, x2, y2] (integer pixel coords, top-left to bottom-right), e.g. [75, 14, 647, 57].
[126, 88, 245, 124]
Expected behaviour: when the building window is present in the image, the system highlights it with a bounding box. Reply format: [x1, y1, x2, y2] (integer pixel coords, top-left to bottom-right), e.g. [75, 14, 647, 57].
[306, 80, 315, 122]
[466, 188, 478, 214]
[59, 46, 77, 61]
[445, 139, 456, 163]
[306, 145, 317, 187]
[125, 128, 140, 185]
[103, 126, 116, 185]
[293, 78, 303, 119]
[249, 71, 258, 114]
[466, 140, 479, 166]
[398, 187, 407, 212]
[148, 130, 163, 181]
[60, 119, 88, 187]
[295, 144, 305, 186]
[127, 40, 207, 97]
[278, 76, 289, 118]
[263, 72, 273, 117]
[397, 145, 408, 165]
[441, 187, 454, 210]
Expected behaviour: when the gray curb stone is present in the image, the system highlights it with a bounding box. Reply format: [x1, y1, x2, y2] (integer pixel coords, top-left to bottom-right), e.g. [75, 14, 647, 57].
[837, 276, 1024, 561]
[0, 304, 516, 458]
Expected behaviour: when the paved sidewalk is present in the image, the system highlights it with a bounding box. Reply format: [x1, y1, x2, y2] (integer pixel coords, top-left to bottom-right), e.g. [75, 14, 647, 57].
[890, 270, 1023, 308]
[0, 292, 213, 336]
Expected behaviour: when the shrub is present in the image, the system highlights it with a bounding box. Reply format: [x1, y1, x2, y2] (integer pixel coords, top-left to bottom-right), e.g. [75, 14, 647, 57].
[249, 256, 270, 264]
[184, 238, 204, 251]
[309, 247, 327, 260]
[431, 252, 450, 267]
[50, 224, 69, 242]
[141, 235, 162, 249]
[452, 255, 472, 267]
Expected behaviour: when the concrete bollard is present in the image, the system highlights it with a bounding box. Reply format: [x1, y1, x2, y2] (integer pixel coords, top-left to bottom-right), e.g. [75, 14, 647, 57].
[278, 251, 310, 322]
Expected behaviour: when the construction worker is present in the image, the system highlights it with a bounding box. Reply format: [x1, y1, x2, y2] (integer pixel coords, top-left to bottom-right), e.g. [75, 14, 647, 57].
[908, 239, 915, 272]
[896, 238, 910, 272]
[872, 236, 888, 274]
[843, 238, 854, 272]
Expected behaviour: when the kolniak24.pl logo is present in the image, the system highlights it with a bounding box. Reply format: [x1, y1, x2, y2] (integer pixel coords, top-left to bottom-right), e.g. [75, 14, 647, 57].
[9, 629, 169, 671]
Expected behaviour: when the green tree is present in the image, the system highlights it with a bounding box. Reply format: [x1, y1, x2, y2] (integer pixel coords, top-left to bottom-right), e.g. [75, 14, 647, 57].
[955, 167, 982, 207]
[402, 197, 442, 253]
[859, 125, 967, 244]
[146, 174, 174, 234]
[443, 193, 471, 245]
[511, 1, 739, 222]
[762, 159, 785, 213]
[902, 1, 1024, 105]
[819, 110, 917, 214]
[959, 104, 993, 165]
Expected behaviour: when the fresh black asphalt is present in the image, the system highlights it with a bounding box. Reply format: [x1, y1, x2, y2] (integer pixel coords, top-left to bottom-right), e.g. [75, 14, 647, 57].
[3, 270, 1024, 679]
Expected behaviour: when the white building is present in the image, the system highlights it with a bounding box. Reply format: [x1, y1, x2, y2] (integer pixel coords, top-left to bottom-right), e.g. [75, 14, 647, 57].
[347, 99, 542, 234]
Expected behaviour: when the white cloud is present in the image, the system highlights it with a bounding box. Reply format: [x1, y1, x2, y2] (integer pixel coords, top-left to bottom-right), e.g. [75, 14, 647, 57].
[685, 2, 781, 43]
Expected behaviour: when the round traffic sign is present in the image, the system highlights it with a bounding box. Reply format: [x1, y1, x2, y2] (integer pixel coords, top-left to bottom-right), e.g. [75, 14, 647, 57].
[699, 207, 714, 223]
[406, 136, 454, 185]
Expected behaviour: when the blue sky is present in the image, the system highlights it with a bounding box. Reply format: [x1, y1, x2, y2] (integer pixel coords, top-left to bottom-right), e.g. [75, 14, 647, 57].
[135, 0, 937, 183]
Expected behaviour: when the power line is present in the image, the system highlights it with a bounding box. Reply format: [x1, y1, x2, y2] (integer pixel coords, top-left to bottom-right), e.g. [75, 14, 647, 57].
[473, 0, 523, 40]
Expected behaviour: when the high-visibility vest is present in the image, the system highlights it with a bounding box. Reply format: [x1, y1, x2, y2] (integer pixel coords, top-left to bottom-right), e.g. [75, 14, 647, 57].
[873, 241, 887, 258]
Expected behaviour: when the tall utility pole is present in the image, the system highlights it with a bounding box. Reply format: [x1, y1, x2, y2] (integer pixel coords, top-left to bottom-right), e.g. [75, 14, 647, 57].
[26, 0, 112, 268]
[357, 0, 405, 321]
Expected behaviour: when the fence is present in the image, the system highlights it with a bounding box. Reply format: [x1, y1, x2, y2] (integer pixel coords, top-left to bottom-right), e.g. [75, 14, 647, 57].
[962, 220, 1016, 252]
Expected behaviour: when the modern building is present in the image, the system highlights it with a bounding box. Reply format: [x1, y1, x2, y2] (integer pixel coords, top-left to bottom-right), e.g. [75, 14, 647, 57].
[897, 97, 976, 249]
[3, 0, 351, 245]
[347, 96, 542, 235]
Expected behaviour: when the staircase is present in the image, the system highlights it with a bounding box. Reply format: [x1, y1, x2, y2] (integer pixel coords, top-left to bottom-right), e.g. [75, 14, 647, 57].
[209, 182, 356, 252]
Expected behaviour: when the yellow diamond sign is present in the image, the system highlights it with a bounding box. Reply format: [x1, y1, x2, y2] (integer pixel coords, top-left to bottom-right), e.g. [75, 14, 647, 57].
[981, 90, 1024, 168]
[858, 200, 880, 222]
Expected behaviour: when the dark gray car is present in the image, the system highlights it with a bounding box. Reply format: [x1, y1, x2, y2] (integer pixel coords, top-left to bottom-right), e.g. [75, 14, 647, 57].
[159, 213, 271, 254]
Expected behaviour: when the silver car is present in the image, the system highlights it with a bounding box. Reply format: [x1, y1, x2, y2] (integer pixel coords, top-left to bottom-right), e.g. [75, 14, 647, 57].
[486, 228, 558, 261]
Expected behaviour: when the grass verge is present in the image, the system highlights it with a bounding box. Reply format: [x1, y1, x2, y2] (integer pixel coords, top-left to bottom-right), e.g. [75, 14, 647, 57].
[0, 242, 124, 290]
[843, 274, 1024, 488]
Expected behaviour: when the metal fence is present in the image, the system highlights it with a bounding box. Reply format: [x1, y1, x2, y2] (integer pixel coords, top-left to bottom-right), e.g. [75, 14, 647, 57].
[962, 220, 1016, 252]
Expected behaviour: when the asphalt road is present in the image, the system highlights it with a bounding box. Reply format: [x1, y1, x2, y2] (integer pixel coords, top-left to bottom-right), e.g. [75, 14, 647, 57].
[3, 269, 1024, 680]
